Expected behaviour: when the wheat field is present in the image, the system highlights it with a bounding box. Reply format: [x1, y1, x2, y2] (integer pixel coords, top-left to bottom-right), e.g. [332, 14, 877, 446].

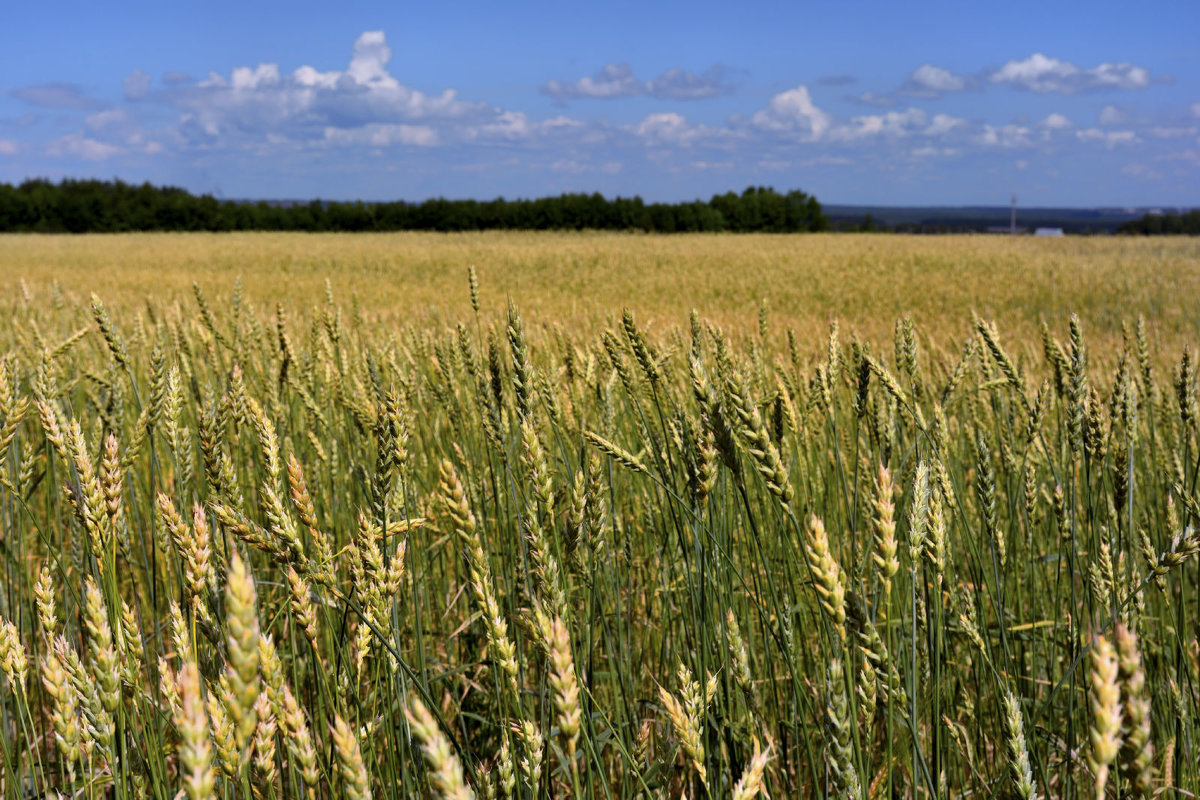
[0, 232, 1197, 799]
[4, 231, 1199, 351]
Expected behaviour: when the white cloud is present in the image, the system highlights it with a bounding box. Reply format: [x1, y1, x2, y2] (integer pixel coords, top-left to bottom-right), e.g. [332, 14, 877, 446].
[1039, 113, 1073, 130]
[925, 113, 966, 136]
[646, 66, 728, 100]
[46, 133, 123, 160]
[541, 63, 729, 101]
[231, 63, 281, 91]
[1191, 102, 1200, 119]
[322, 123, 437, 147]
[978, 124, 1033, 148]
[0, 140, 18, 155]
[903, 64, 967, 95]
[833, 108, 926, 140]
[550, 159, 622, 174]
[631, 112, 717, 147]
[10, 83, 98, 109]
[1075, 128, 1139, 148]
[166, 31, 489, 148]
[123, 69, 152, 100]
[1099, 105, 1126, 126]
[1158, 149, 1200, 167]
[831, 108, 964, 141]
[1148, 126, 1198, 139]
[466, 112, 587, 143]
[910, 146, 961, 158]
[989, 53, 1151, 93]
[85, 109, 131, 129]
[542, 63, 642, 100]
[750, 86, 831, 141]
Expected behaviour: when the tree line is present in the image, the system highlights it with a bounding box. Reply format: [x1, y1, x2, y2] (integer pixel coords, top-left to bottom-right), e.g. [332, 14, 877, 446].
[1117, 210, 1200, 236]
[0, 178, 829, 234]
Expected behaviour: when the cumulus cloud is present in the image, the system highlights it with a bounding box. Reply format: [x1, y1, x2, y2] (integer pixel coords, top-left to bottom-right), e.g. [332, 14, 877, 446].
[831, 108, 965, 141]
[1098, 105, 1126, 125]
[1147, 126, 1198, 139]
[631, 113, 711, 147]
[901, 64, 969, 96]
[750, 86, 831, 141]
[550, 159, 622, 174]
[978, 124, 1033, 148]
[0, 140, 18, 155]
[322, 124, 438, 148]
[1039, 113, 1073, 130]
[1075, 128, 1139, 148]
[647, 66, 729, 100]
[910, 146, 961, 159]
[542, 63, 642, 100]
[10, 83, 99, 109]
[123, 69, 152, 100]
[85, 109, 131, 130]
[165, 31, 492, 148]
[541, 63, 730, 101]
[988, 53, 1151, 93]
[925, 113, 966, 136]
[466, 112, 588, 143]
[1191, 102, 1200, 119]
[46, 133, 123, 160]
[832, 108, 926, 140]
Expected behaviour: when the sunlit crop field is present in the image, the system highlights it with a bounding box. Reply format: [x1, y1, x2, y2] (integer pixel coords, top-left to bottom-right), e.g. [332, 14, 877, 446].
[0, 232, 1197, 799]
[3, 231, 1198, 353]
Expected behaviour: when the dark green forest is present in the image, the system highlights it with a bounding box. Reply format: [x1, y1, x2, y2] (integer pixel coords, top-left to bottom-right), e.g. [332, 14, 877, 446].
[0, 179, 829, 233]
[1117, 210, 1200, 235]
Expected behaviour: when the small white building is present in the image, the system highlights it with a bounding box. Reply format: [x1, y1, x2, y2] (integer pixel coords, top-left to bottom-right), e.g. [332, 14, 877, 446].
[1034, 227, 1064, 237]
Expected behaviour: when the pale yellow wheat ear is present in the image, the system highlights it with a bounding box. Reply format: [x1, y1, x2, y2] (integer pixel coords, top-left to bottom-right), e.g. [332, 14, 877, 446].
[546, 616, 581, 766]
[658, 663, 708, 789]
[174, 662, 215, 800]
[872, 463, 898, 596]
[804, 514, 847, 640]
[1089, 634, 1122, 800]
[732, 738, 771, 800]
[1002, 688, 1038, 800]
[332, 715, 373, 800]
[824, 658, 861, 800]
[252, 693, 279, 793]
[34, 564, 57, 639]
[0, 618, 27, 696]
[40, 647, 81, 780]
[405, 693, 474, 800]
[224, 549, 261, 764]
[1115, 623, 1155, 800]
[83, 578, 120, 714]
[280, 684, 320, 789]
[725, 609, 754, 701]
[436, 459, 518, 693]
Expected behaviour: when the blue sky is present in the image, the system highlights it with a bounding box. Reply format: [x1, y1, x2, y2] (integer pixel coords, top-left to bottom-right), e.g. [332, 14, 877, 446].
[2, 0, 1197, 206]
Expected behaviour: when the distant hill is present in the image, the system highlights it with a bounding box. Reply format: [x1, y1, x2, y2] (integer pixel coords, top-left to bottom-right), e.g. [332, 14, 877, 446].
[823, 204, 1189, 234]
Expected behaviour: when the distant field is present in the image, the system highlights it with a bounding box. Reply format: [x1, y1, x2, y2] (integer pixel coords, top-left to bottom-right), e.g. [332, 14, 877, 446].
[2, 230, 1198, 356]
